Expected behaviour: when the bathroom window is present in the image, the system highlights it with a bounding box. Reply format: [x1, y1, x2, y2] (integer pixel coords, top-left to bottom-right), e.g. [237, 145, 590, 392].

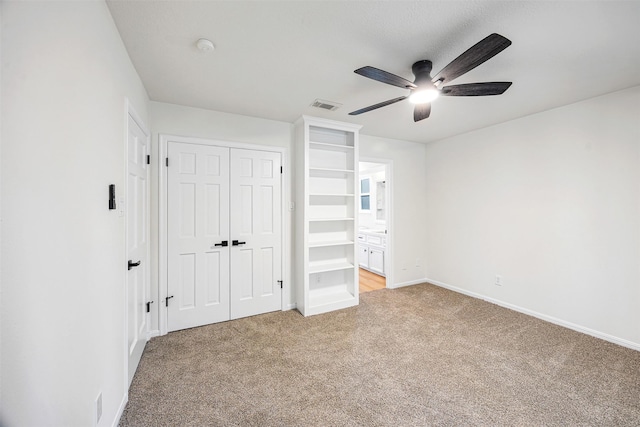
[360, 177, 370, 211]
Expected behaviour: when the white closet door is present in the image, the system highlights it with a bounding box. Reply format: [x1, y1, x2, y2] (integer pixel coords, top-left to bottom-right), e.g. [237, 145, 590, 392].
[229, 149, 282, 319]
[167, 142, 230, 332]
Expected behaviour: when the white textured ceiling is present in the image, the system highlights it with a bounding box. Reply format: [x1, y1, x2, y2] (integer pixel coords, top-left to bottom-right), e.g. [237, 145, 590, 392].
[107, 1, 640, 144]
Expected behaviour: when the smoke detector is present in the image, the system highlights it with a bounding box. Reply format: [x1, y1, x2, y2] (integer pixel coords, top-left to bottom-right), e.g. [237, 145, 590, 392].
[196, 38, 215, 52]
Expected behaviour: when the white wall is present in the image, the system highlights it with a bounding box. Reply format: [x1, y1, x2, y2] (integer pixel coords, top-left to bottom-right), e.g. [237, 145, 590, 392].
[149, 102, 295, 313]
[1, 2, 149, 426]
[424, 86, 640, 348]
[360, 135, 428, 287]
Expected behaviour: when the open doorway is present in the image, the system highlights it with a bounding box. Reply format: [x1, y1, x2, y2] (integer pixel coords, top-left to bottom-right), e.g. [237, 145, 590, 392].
[358, 159, 391, 293]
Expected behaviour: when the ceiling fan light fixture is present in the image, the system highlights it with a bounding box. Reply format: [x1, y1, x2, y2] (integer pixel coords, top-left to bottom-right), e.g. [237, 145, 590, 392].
[408, 88, 439, 104]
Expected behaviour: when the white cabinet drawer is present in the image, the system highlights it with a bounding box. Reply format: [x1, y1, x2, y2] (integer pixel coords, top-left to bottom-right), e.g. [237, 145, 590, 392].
[366, 234, 383, 246]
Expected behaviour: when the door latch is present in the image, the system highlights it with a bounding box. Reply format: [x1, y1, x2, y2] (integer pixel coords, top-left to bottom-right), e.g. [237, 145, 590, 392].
[128, 260, 141, 270]
[146, 301, 154, 313]
[165, 295, 174, 307]
[232, 240, 246, 246]
[213, 240, 228, 247]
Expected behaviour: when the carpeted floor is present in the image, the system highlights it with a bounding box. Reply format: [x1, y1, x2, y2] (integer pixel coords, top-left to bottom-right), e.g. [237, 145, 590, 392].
[119, 283, 640, 426]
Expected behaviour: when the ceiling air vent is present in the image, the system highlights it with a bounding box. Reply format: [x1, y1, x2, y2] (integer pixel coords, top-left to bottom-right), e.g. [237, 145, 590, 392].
[311, 99, 342, 112]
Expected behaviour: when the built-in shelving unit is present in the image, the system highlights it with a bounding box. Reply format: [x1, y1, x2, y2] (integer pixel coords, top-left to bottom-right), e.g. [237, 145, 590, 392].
[295, 116, 361, 316]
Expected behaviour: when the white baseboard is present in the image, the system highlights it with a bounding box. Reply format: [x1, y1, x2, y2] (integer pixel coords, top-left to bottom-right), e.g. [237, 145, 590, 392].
[388, 277, 428, 289]
[426, 278, 640, 352]
[147, 329, 160, 339]
[111, 392, 128, 427]
[284, 303, 297, 311]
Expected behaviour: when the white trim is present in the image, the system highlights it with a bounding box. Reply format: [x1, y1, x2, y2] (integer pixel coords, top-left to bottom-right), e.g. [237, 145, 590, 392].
[158, 134, 289, 335]
[281, 148, 292, 312]
[359, 157, 393, 290]
[285, 303, 297, 311]
[112, 392, 128, 427]
[298, 115, 362, 132]
[389, 277, 428, 289]
[122, 100, 129, 413]
[427, 278, 640, 352]
[126, 100, 150, 138]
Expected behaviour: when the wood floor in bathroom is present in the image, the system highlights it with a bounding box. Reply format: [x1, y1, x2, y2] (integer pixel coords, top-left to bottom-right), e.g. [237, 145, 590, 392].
[359, 268, 386, 293]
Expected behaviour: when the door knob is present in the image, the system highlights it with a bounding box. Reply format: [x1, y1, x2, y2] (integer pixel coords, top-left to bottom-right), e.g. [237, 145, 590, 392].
[128, 260, 141, 270]
[213, 240, 228, 247]
[232, 240, 246, 246]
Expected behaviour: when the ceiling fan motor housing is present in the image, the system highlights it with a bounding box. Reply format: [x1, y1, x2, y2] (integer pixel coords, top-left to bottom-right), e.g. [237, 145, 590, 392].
[412, 60, 434, 86]
[411, 60, 438, 103]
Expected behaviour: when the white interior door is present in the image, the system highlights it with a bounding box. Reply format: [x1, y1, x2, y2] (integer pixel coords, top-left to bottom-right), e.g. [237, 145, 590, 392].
[126, 114, 149, 385]
[230, 149, 282, 319]
[167, 142, 230, 332]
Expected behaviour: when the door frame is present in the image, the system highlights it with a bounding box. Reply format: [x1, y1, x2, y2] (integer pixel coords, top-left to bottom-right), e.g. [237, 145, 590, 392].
[123, 99, 150, 391]
[158, 134, 289, 336]
[359, 157, 394, 289]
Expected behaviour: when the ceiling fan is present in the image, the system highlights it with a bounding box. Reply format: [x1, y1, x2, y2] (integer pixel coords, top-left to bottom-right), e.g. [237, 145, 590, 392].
[349, 33, 513, 122]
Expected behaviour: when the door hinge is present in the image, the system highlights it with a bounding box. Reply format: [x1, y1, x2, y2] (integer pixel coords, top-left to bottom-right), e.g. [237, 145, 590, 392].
[165, 157, 169, 167]
[146, 155, 150, 165]
[165, 295, 174, 307]
[280, 166, 283, 174]
[277, 280, 283, 289]
[127, 260, 141, 270]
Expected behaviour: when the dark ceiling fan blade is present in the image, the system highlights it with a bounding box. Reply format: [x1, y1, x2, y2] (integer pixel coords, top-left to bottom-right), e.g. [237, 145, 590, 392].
[432, 34, 512, 85]
[413, 103, 431, 122]
[441, 82, 512, 96]
[354, 66, 417, 89]
[349, 96, 408, 115]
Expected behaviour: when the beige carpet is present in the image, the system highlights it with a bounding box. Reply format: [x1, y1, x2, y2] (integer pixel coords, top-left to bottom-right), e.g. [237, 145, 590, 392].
[120, 283, 640, 426]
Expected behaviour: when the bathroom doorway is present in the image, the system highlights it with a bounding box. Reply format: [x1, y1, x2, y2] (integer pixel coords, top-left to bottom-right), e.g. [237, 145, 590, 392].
[358, 159, 392, 292]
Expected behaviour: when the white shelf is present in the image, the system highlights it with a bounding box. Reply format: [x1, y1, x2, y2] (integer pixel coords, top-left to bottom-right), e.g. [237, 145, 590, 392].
[309, 193, 354, 199]
[309, 217, 354, 222]
[309, 193, 354, 197]
[308, 260, 354, 274]
[309, 141, 354, 151]
[308, 286, 356, 311]
[309, 167, 354, 176]
[308, 240, 354, 248]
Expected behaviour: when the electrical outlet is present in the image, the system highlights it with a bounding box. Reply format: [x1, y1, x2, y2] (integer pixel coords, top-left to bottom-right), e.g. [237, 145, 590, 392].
[95, 392, 103, 425]
[495, 275, 502, 286]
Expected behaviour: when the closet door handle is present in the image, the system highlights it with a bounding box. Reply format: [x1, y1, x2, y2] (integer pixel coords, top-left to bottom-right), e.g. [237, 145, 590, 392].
[213, 240, 228, 247]
[232, 240, 246, 246]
